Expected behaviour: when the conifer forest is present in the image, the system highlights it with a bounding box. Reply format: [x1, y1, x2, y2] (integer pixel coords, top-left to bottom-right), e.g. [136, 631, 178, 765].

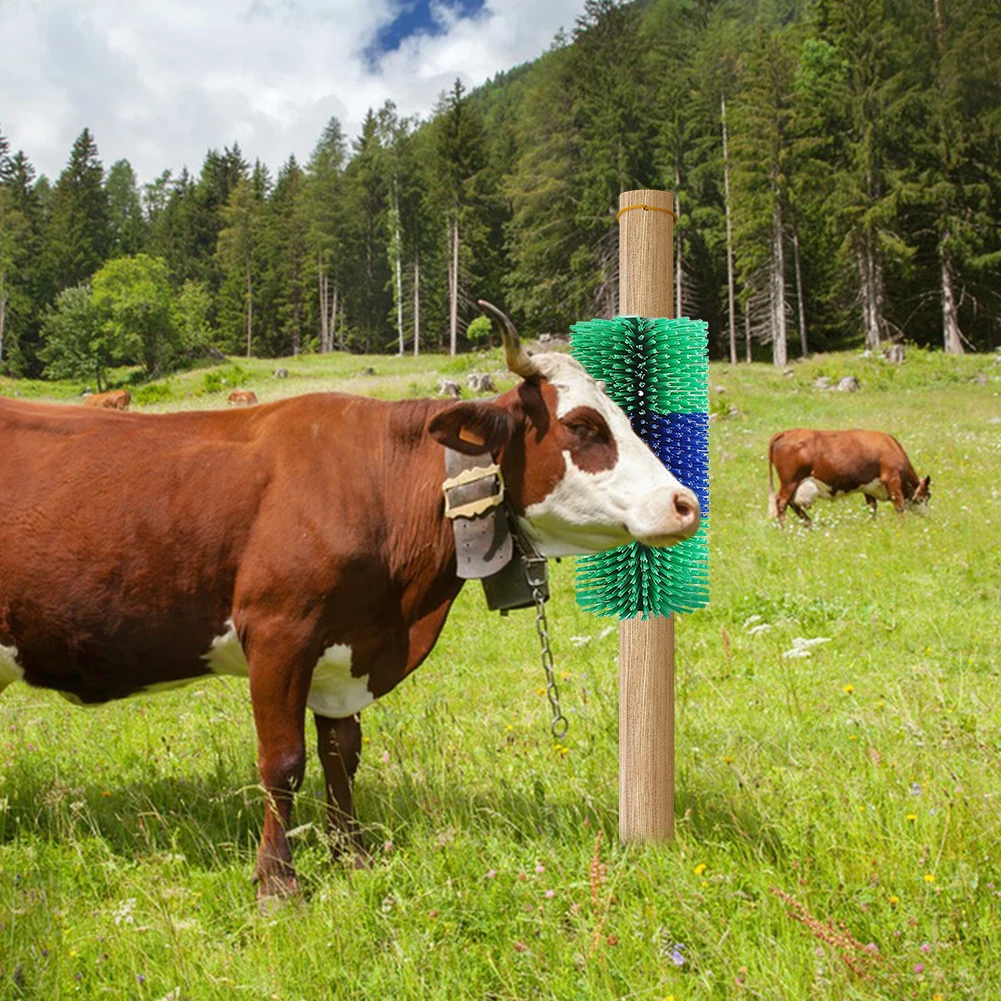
[1, 0, 999, 384]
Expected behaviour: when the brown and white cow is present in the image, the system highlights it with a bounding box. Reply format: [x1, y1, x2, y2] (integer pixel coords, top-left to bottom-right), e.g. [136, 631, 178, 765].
[769, 428, 931, 526]
[83, 388, 131, 410]
[228, 389, 259, 406]
[0, 303, 699, 899]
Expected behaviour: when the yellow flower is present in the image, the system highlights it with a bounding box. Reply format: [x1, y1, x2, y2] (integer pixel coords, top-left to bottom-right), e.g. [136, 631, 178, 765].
[723, 755, 735, 764]
[877, 700, 885, 709]
[924, 873, 936, 883]
[694, 863, 707, 876]
[560, 671, 571, 681]
[536, 687, 546, 696]
[506, 725, 514, 732]
[933, 994, 945, 1001]
[555, 745, 568, 758]
[906, 814, 917, 822]
[69, 947, 80, 957]
[889, 895, 900, 906]
[843, 684, 854, 695]
[701, 881, 709, 889]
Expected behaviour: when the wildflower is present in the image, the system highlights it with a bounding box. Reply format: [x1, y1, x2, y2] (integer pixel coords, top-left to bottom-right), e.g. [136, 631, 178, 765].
[694, 863, 707, 876]
[932, 995, 944, 1001]
[924, 874, 936, 883]
[513, 941, 529, 953]
[914, 962, 925, 974]
[560, 671, 571, 681]
[545, 889, 555, 899]
[383, 840, 393, 853]
[381, 750, 391, 764]
[906, 814, 917, 822]
[865, 943, 879, 954]
[555, 745, 568, 758]
[485, 869, 496, 879]
[428, 909, 439, 919]
[137, 975, 145, 984]
[911, 782, 922, 796]
[920, 943, 932, 954]
[723, 755, 734, 764]
[535, 864, 545, 874]
[505, 724, 513, 732]
[536, 687, 546, 696]
[701, 881, 709, 889]
[877, 700, 885, 708]
[607, 935, 619, 946]
[69, 947, 80, 957]
[843, 684, 854, 695]
[101, 790, 112, 798]
[889, 895, 900, 906]
[671, 944, 686, 966]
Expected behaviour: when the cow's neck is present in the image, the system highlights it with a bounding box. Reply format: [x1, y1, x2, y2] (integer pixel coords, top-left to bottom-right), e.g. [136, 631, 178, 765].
[383, 399, 469, 631]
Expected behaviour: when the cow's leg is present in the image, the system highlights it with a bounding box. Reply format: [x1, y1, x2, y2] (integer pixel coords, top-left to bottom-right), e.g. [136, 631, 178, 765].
[865, 494, 878, 517]
[247, 641, 313, 900]
[885, 476, 907, 514]
[776, 481, 811, 527]
[315, 711, 368, 866]
[774, 482, 799, 527]
[787, 500, 813, 527]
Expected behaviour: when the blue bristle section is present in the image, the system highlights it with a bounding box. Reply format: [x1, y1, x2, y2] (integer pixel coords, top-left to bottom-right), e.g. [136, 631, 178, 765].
[642, 413, 709, 517]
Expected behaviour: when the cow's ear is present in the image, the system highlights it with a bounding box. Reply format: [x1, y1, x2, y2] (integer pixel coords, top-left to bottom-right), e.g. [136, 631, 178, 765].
[428, 401, 515, 456]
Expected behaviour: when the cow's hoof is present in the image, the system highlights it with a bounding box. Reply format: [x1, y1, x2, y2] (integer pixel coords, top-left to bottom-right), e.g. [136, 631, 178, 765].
[253, 870, 300, 908]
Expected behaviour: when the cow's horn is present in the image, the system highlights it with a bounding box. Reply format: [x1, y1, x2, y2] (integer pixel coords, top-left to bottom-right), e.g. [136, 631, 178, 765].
[477, 299, 539, 380]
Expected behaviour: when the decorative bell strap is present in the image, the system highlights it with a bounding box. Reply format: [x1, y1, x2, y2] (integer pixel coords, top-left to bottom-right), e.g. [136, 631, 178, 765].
[443, 448, 514, 580]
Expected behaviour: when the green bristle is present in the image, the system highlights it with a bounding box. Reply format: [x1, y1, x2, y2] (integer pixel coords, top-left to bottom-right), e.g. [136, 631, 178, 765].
[571, 316, 708, 417]
[574, 528, 709, 619]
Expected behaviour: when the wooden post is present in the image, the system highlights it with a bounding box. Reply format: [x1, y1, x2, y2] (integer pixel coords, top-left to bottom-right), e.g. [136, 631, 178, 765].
[618, 189, 676, 842]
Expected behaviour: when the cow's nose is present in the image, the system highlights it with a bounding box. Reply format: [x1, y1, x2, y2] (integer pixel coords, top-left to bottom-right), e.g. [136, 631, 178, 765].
[671, 488, 701, 537]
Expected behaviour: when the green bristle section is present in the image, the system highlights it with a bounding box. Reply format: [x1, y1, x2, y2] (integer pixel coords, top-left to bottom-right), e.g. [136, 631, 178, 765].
[570, 315, 708, 416]
[569, 315, 710, 620]
[574, 528, 710, 619]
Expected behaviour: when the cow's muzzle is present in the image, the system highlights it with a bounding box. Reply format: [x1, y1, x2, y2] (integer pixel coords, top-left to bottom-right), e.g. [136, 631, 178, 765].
[632, 487, 701, 547]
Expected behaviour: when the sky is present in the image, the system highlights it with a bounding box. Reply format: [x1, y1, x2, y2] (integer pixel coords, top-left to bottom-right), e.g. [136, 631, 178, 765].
[0, 0, 583, 185]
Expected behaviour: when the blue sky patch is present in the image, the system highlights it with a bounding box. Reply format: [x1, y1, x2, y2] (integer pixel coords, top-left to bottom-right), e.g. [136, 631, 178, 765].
[368, 0, 487, 63]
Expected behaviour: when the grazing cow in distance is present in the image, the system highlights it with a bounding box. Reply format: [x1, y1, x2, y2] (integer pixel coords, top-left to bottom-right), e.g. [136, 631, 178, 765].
[769, 428, 931, 526]
[228, 389, 259, 406]
[0, 301, 700, 901]
[83, 389, 131, 410]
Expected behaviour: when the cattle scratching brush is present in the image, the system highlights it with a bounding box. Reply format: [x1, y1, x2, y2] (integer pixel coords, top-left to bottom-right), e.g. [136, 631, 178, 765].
[570, 315, 709, 618]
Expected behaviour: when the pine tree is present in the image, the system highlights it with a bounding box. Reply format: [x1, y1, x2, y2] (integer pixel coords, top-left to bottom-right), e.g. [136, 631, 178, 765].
[306, 117, 349, 352]
[42, 129, 111, 294]
[266, 156, 311, 356]
[216, 170, 265, 357]
[106, 159, 147, 258]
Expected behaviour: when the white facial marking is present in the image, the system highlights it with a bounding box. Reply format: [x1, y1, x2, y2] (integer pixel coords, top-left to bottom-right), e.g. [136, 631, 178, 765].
[0, 643, 24, 695]
[204, 619, 250, 678]
[307, 644, 373, 719]
[520, 354, 695, 557]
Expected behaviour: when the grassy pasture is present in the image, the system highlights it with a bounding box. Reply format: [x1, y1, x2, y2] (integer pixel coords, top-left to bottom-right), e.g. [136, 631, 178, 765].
[1, 349, 1000, 1000]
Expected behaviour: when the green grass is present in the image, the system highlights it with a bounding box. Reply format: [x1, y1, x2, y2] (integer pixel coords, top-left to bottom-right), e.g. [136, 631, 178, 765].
[2, 351, 1000, 1000]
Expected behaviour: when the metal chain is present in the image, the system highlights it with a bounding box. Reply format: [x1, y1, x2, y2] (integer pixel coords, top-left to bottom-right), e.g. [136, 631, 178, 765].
[523, 555, 568, 740]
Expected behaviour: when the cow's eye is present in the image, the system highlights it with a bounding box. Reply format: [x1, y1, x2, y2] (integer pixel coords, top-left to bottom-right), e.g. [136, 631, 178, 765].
[564, 418, 606, 443]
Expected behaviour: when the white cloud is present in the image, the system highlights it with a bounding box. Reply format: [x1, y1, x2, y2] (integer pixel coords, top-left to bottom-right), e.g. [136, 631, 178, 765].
[0, 0, 583, 184]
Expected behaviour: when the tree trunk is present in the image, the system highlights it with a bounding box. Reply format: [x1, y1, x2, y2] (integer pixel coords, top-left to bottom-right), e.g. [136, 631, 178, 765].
[744, 297, 752, 364]
[332, 284, 340, 350]
[395, 250, 404, 357]
[318, 258, 328, 353]
[245, 271, 253, 359]
[675, 186, 682, 317]
[0, 270, 7, 367]
[413, 253, 420, 358]
[721, 93, 738, 366]
[941, 237, 964, 354]
[771, 201, 788, 367]
[792, 218, 807, 358]
[449, 216, 460, 356]
[859, 232, 884, 353]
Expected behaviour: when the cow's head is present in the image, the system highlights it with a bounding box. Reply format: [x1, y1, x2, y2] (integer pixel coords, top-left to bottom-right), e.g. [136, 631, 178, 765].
[908, 474, 931, 513]
[429, 302, 701, 557]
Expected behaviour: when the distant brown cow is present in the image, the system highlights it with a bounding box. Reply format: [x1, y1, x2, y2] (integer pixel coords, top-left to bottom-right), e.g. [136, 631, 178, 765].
[228, 390, 259, 406]
[769, 429, 931, 526]
[84, 389, 131, 410]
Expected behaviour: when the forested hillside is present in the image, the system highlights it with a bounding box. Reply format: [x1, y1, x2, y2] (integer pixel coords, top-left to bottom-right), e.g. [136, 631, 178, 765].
[0, 0, 998, 382]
